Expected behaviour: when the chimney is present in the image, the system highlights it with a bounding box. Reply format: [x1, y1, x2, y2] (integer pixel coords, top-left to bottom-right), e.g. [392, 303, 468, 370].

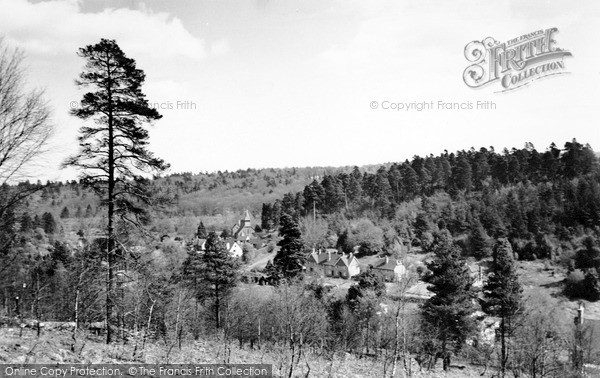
[328, 251, 331, 261]
[312, 248, 315, 254]
[385, 256, 389, 264]
[349, 253, 353, 260]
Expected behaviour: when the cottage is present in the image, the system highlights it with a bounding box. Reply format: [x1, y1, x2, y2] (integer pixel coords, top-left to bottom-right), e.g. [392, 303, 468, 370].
[306, 249, 360, 279]
[371, 256, 406, 282]
[224, 239, 243, 258]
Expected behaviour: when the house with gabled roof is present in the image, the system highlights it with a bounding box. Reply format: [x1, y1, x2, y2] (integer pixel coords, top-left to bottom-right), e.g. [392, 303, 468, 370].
[371, 256, 406, 282]
[306, 249, 360, 279]
[224, 239, 243, 258]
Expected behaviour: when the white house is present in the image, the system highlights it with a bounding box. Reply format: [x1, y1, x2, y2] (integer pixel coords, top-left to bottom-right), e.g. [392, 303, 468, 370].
[306, 249, 360, 279]
[224, 239, 243, 258]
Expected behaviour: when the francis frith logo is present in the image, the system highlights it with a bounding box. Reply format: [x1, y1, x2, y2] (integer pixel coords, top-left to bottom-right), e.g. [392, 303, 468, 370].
[463, 27, 572, 92]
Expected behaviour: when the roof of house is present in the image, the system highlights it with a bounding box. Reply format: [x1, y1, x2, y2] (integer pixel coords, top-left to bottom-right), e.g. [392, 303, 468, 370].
[309, 250, 332, 264]
[308, 250, 358, 267]
[336, 254, 358, 267]
[372, 256, 403, 271]
[323, 252, 345, 266]
[403, 281, 434, 300]
[223, 238, 240, 247]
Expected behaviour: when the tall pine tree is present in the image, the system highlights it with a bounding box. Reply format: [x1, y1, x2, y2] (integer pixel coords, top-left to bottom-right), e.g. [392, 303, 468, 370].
[483, 238, 523, 377]
[183, 232, 240, 329]
[64, 39, 168, 343]
[421, 230, 477, 370]
[273, 213, 305, 281]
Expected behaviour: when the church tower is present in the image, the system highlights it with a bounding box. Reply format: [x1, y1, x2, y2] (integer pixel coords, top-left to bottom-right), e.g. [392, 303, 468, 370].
[243, 209, 251, 227]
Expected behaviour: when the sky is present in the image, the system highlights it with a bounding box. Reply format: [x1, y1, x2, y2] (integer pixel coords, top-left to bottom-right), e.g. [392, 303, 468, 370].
[1, 0, 599, 182]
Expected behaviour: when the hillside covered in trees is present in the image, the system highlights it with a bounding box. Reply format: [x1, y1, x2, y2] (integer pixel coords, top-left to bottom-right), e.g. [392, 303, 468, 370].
[2, 138, 600, 377]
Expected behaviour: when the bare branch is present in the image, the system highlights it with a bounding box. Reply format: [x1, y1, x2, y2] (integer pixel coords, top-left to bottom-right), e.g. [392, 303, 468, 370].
[0, 37, 53, 184]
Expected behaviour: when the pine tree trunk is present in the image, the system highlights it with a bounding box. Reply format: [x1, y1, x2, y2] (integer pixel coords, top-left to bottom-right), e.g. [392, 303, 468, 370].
[500, 316, 506, 378]
[215, 283, 220, 329]
[106, 68, 116, 344]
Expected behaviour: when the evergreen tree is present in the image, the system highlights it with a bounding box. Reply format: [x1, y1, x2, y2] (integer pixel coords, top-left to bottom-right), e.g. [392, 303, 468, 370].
[453, 154, 472, 192]
[52, 240, 71, 267]
[221, 228, 230, 238]
[33, 214, 41, 228]
[84, 203, 93, 218]
[182, 232, 239, 329]
[42, 212, 56, 234]
[273, 213, 305, 280]
[64, 39, 168, 343]
[470, 220, 492, 259]
[421, 230, 477, 370]
[574, 236, 600, 271]
[59, 206, 70, 219]
[261, 203, 273, 230]
[401, 164, 419, 199]
[483, 239, 523, 377]
[196, 221, 207, 238]
[20, 212, 32, 232]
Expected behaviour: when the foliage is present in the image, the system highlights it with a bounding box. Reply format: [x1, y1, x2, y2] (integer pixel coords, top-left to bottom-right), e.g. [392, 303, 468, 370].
[421, 230, 477, 370]
[272, 213, 305, 281]
[64, 38, 168, 343]
[181, 232, 240, 329]
[483, 238, 523, 377]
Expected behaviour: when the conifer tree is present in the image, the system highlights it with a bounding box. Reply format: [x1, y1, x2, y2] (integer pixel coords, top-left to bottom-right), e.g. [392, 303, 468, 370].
[483, 238, 523, 377]
[64, 39, 168, 343]
[193, 232, 240, 329]
[196, 221, 207, 238]
[470, 220, 492, 259]
[84, 204, 93, 218]
[59, 206, 70, 219]
[421, 230, 477, 371]
[273, 213, 305, 281]
[42, 212, 56, 234]
[20, 212, 32, 232]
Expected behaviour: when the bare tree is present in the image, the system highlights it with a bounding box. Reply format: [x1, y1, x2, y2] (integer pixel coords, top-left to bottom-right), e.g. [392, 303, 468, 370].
[0, 37, 53, 273]
[0, 37, 52, 185]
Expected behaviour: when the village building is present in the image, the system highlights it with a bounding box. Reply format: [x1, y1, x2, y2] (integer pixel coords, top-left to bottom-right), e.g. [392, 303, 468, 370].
[306, 249, 360, 279]
[371, 256, 406, 282]
[193, 237, 242, 258]
[231, 210, 254, 241]
[224, 239, 243, 258]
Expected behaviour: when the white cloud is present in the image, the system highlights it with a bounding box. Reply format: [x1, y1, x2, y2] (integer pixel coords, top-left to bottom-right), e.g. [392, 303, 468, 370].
[0, 0, 218, 61]
[210, 39, 230, 56]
